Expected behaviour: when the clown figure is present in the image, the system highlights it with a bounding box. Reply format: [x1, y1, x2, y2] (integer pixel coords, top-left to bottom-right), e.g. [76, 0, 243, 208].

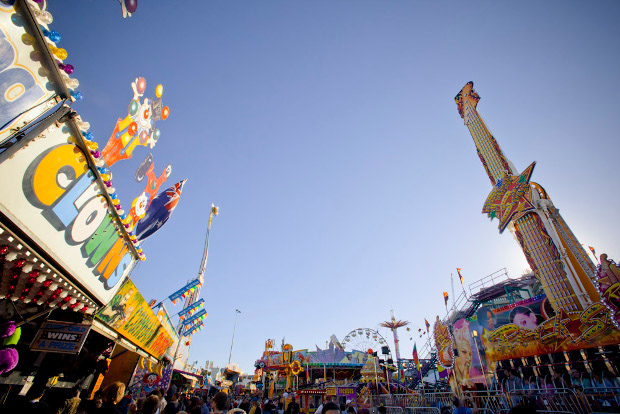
[101, 77, 170, 167]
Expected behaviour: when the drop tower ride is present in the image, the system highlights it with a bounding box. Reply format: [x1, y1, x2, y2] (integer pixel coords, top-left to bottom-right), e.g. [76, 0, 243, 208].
[454, 82, 599, 311]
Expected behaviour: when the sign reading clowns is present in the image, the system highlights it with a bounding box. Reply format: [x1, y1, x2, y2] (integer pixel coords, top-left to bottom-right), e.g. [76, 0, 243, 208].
[0, 115, 138, 304]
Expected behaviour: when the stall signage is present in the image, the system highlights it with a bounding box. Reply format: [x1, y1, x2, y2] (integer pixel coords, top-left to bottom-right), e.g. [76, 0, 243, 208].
[96, 279, 173, 359]
[30, 321, 90, 354]
[0, 115, 138, 303]
[337, 387, 356, 398]
[0, 2, 64, 142]
[156, 305, 179, 361]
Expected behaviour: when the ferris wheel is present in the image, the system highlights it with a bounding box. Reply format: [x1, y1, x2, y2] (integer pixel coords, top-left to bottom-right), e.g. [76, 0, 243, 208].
[342, 328, 390, 354]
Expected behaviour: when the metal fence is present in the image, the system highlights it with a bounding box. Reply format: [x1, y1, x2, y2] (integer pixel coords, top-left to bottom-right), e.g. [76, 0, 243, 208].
[367, 387, 620, 413]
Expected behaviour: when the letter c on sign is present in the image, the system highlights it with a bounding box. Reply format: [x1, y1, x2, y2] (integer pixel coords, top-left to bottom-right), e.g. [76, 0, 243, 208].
[33, 144, 87, 206]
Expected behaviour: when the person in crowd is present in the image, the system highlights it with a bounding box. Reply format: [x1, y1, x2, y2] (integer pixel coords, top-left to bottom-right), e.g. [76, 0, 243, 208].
[451, 397, 472, 414]
[57, 387, 82, 414]
[263, 399, 276, 414]
[346, 407, 355, 414]
[141, 396, 160, 414]
[129, 402, 138, 414]
[18, 386, 50, 414]
[276, 402, 284, 414]
[570, 367, 591, 389]
[158, 390, 168, 413]
[315, 398, 333, 414]
[87, 391, 104, 414]
[136, 398, 146, 414]
[201, 395, 211, 414]
[164, 393, 181, 414]
[78, 390, 93, 414]
[118, 390, 134, 414]
[251, 400, 262, 414]
[339, 403, 346, 414]
[100, 382, 127, 414]
[506, 369, 523, 391]
[212, 391, 229, 414]
[345, 400, 355, 414]
[320, 402, 340, 414]
[167, 383, 178, 402]
[284, 397, 299, 414]
[592, 371, 615, 390]
[588, 371, 618, 410]
[189, 396, 202, 414]
[552, 371, 568, 389]
[239, 397, 250, 413]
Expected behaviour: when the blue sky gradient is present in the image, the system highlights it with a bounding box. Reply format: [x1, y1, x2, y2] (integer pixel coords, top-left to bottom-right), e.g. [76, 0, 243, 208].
[48, 0, 620, 372]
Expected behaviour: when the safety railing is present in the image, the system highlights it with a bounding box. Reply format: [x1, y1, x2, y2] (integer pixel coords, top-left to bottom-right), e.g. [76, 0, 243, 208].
[582, 386, 620, 412]
[404, 408, 441, 414]
[384, 406, 404, 414]
[369, 386, 620, 413]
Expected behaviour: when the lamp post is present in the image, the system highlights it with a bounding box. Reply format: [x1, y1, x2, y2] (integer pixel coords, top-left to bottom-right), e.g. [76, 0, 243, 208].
[471, 330, 489, 390]
[228, 309, 241, 364]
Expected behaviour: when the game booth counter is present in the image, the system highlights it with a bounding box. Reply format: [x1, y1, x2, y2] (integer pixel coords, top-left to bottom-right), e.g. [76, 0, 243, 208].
[0, 0, 179, 405]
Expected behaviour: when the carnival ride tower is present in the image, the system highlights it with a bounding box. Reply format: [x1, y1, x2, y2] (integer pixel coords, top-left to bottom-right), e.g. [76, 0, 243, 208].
[174, 204, 219, 366]
[380, 311, 409, 363]
[454, 82, 599, 311]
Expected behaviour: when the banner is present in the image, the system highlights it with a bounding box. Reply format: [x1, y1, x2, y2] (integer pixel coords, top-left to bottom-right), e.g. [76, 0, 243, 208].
[0, 111, 138, 303]
[178, 298, 204, 320]
[451, 316, 487, 387]
[96, 279, 173, 359]
[168, 278, 200, 304]
[481, 299, 620, 361]
[433, 316, 454, 369]
[182, 309, 206, 327]
[0, 1, 67, 142]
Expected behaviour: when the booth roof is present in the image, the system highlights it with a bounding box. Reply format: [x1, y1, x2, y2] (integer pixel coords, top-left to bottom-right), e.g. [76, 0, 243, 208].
[175, 369, 204, 381]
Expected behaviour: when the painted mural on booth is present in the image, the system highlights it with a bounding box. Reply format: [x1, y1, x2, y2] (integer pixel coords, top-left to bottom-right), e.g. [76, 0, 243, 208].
[129, 363, 174, 398]
[96, 279, 173, 359]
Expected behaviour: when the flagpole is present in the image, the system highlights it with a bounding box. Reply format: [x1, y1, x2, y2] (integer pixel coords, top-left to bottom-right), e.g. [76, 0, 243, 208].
[589, 246, 600, 265]
[457, 268, 467, 298]
[450, 273, 455, 310]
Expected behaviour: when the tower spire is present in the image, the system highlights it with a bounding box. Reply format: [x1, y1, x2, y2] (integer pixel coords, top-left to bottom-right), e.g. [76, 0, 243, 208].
[455, 82, 516, 185]
[455, 82, 599, 311]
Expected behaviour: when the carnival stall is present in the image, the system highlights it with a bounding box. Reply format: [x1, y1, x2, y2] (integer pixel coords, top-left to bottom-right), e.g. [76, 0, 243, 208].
[0, 0, 191, 406]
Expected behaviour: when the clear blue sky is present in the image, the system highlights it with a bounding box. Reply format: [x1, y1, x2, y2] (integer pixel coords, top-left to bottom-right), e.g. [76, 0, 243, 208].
[48, 0, 620, 373]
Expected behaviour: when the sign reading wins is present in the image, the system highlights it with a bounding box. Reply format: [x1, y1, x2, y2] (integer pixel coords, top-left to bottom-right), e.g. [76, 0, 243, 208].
[31, 321, 91, 354]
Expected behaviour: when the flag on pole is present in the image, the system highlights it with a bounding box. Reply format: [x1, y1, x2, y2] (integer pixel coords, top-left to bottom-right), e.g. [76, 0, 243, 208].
[135, 179, 186, 241]
[412, 343, 420, 372]
[457, 268, 463, 284]
[424, 319, 430, 333]
[589, 246, 596, 257]
[437, 361, 448, 378]
[443, 291, 449, 306]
